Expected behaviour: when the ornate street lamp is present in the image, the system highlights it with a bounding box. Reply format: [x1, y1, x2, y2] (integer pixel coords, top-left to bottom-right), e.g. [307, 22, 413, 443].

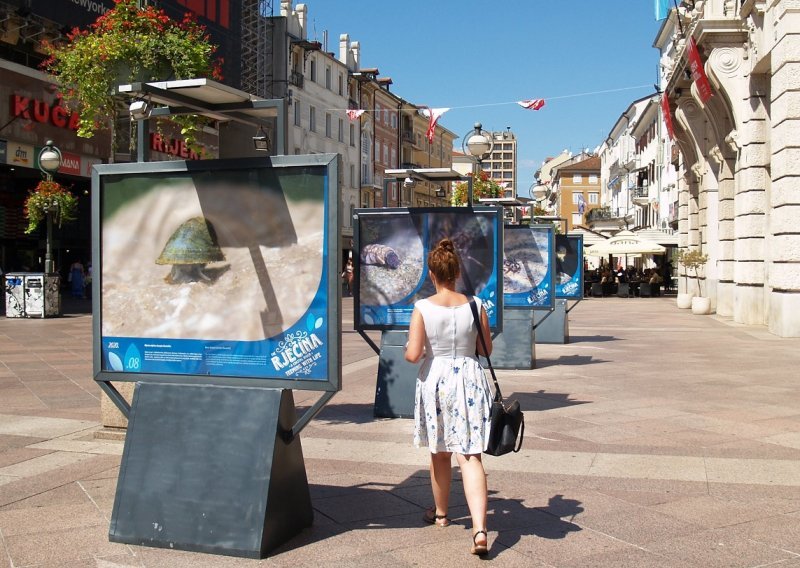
[37, 140, 62, 274]
[461, 122, 494, 205]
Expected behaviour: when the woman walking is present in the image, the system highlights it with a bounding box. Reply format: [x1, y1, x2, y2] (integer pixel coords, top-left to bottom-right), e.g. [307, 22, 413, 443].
[405, 238, 493, 556]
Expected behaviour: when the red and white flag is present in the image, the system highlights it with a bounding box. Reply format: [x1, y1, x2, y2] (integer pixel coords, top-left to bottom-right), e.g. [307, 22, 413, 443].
[346, 109, 365, 121]
[661, 94, 675, 140]
[421, 107, 450, 143]
[517, 99, 545, 110]
[687, 37, 712, 103]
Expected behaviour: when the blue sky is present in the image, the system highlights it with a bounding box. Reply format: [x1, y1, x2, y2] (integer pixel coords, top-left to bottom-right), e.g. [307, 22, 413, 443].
[303, 1, 665, 196]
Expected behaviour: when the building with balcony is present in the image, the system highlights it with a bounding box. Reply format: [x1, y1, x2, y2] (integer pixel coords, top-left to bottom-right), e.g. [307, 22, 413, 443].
[551, 155, 601, 231]
[655, 0, 800, 336]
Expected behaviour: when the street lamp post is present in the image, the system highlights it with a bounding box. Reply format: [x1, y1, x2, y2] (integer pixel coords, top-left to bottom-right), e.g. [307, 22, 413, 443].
[461, 122, 494, 206]
[37, 140, 62, 274]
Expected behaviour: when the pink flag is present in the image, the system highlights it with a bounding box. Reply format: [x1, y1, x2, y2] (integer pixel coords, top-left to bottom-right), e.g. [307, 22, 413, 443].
[346, 109, 365, 121]
[517, 99, 545, 110]
[687, 37, 712, 103]
[421, 107, 450, 143]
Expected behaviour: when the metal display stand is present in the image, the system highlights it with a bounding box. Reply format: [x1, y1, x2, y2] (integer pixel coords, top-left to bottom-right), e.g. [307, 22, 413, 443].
[374, 330, 421, 418]
[109, 383, 312, 558]
[485, 308, 536, 369]
[533, 299, 570, 344]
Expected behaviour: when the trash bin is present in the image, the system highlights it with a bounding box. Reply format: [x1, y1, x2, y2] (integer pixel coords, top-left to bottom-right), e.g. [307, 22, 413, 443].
[4, 273, 61, 318]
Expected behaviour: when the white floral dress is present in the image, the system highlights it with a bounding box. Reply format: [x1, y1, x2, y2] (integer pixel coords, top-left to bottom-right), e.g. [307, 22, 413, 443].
[413, 298, 493, 454]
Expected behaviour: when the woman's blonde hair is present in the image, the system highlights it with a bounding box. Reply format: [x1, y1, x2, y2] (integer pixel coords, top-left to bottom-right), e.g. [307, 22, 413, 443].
[427, 238, 460, 284]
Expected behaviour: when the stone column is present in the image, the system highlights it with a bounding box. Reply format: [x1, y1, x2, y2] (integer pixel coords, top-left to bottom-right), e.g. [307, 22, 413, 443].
[716, 154, 737, 316]
[768, 2, 800, 336]
[733, 89, 768, 326]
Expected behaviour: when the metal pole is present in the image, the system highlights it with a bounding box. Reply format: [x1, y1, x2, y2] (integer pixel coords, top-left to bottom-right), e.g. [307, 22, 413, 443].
[469, 160, 478, 206]
[45, 208, 54, 274]
[136, 118, 150, 162]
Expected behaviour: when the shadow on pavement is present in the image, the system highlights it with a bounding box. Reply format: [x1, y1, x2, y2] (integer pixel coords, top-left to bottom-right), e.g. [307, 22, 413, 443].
[310, 403, 378, 425]
[568, 334, 619, 343]
[509, 390, 591, 412]
[275, 474, 583, 558]
[535, 354, 609, 368]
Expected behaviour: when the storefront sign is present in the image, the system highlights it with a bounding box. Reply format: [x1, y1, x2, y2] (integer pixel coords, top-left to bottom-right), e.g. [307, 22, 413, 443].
[150, 134, 206, 160]
[8, 142, 34, 168]
[59, 151, 82, 176]
[10, 94, 80, 131]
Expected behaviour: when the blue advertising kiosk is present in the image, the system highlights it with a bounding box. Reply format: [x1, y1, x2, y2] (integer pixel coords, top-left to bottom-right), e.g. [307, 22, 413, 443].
[534, 233, 585, 344]
[489, 224, 556, 369]
[93, 154, 341, 558]
[353, 204, 504, 419]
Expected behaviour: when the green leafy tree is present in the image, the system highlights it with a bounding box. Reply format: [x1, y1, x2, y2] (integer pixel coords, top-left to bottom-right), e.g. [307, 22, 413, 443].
[676, 249, 709, 296]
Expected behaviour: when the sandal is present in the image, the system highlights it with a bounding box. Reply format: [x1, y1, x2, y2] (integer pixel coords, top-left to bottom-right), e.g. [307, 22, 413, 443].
[423, 507, 451, 527]
[471, 529, 488, 556]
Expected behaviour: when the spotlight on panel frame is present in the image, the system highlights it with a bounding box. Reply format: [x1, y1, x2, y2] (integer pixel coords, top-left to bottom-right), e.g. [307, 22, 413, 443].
[253, 127, 270, 152]
[129, 99, 152, 121]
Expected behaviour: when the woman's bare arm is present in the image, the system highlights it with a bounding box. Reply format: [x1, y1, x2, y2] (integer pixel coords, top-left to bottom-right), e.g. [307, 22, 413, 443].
[476, 306, 493, 357]
[405, 308, 426, 363]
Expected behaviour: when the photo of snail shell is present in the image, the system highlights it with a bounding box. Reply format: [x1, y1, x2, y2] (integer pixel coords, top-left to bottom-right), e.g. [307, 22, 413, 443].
[358, 216, 424, 306]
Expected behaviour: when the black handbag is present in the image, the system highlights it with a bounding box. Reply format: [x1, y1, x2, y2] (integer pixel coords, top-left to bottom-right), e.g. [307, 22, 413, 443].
[469, 299, 524, 456]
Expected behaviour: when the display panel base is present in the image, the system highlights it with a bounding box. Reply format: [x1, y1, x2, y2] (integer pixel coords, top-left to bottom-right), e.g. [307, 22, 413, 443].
[483, 309, 536, 369]
[374, 331, 420, 418]
[109, 383, 313, 558]
[534, 299, 570, 344]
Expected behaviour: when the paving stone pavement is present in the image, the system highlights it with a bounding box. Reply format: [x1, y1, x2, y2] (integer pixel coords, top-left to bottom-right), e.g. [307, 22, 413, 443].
[1, 296, 799, 567]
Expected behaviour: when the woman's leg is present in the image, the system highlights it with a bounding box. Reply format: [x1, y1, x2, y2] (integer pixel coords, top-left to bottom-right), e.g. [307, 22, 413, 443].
[430, 451, 452, 517]
[456, 453, 488, 544]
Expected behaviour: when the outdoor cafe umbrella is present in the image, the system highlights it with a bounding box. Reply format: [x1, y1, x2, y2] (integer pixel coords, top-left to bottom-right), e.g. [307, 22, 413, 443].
[584, 230, 666, 257]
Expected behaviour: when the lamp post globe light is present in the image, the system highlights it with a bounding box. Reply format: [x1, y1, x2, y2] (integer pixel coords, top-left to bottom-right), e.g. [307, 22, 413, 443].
[37, 140, 62, 274]
[461, 122, 494, 205]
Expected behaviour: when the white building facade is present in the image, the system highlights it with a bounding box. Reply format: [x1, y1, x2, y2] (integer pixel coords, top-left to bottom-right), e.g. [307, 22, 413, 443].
[282, 2, 360, 259]
[656, 0, 800, 336]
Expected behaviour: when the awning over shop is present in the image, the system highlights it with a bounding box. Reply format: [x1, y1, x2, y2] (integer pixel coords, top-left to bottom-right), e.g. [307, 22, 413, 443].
[585, 230, 666, 256]
[633, 228, 679, 246]
[571, 226, 609, 247]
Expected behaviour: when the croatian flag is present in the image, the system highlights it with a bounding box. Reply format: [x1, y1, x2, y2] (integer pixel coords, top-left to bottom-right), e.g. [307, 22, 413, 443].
[421, 107, 450, 143]
[661, 94, 675, 140]
[346, 109, 365, 121]
[577, 193, 586, 215]
[517, 99, 545, 110]
[687, 37, 713, 103]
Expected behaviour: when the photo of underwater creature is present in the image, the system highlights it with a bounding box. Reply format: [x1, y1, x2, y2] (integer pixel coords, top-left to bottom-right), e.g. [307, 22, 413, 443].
[355, 207, 502, 329]
[358, 217, 425, 308]
[503, 225, 555, 308]
[100, 167, 325, 342]
[555, 234, 583, 299]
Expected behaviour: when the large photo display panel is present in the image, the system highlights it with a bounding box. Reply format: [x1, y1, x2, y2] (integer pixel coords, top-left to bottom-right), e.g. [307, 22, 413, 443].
[354, 207, 503, 330]
[503, 224, 556, 309]
[92, 155, 341, 392]
[556, 234, 584, 299]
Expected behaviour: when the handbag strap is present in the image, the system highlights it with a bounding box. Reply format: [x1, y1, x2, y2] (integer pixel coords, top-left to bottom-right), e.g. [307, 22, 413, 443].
[469, 298, 502, 402]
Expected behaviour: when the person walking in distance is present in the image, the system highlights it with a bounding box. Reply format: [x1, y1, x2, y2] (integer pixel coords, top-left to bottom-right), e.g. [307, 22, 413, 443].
[405, 238, 493, 556]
